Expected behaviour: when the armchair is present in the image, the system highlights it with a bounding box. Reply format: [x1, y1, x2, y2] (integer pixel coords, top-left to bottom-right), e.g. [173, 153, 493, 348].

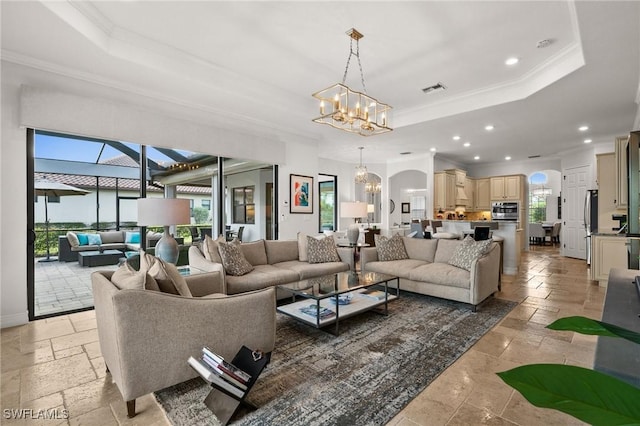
[91, 271, 276, 418]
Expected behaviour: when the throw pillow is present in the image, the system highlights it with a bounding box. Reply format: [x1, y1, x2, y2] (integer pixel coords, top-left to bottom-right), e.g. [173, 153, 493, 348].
[298, 232, 323, 262]
[448, 236, 493, 271]
[203, 234, 225, 264]
[77, 233, 89, 246]
[87, 234, 102, 245]
[139, 250, 192, 296]
[125, 231, 140, 244]
[66, 231, 80, 248]
[306, 236, 340, 264]
[375, 234, 409, 261]
[111, 262, 146, 290]
[217, 241, 254, 276]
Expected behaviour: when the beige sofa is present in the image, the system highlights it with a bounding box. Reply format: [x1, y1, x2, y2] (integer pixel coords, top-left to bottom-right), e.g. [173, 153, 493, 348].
[360, 237, 501, 311]
[188, 239, 352, 295]
[92, 270, 276, 417]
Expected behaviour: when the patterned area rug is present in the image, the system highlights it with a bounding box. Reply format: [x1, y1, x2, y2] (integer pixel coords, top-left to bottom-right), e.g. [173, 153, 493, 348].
[155, 292, 516, 425]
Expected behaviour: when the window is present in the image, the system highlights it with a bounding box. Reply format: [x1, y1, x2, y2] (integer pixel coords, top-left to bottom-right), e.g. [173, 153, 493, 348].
[47, 195, 60, 203]
[233, 186, 255, 224]
[319, 180, 336, 231]
[202, 199, 211, 210]
[189, 199, 194, 217]
[528, 172, 550, 223]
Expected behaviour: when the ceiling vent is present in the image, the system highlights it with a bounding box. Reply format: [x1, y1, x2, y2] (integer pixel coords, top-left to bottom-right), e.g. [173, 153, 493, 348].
[528, 154, 541, 158]
[400, 151, 412, 155]
[422, 82, 447, 94]
[536, 39, 554, 49]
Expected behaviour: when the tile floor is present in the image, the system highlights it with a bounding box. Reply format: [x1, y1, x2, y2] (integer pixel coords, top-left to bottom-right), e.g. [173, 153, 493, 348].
[34, 259, 118, 317]
[2, 246, 603, 425]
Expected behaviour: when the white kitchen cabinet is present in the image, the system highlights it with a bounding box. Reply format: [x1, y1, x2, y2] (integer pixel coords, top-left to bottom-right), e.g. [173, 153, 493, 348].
[475, 178, 491, 210]
[591, 235, 628, 285]
[490, 175, 522, 201]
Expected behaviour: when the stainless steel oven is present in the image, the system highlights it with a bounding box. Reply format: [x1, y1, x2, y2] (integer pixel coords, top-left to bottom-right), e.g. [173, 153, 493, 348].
[491, 202, 519, 221]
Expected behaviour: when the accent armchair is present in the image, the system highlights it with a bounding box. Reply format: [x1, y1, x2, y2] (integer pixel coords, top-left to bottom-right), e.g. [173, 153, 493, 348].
[91, 271, 276, 418]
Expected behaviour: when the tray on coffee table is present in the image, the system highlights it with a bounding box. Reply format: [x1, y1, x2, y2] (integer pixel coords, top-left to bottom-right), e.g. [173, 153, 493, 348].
[276, 271, 399, 335]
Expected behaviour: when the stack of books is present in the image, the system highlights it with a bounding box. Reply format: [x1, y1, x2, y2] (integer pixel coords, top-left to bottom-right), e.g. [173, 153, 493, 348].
[299, 304, 336, 319]
[361, 289, 386, 301]
[187, 347, 252, 398]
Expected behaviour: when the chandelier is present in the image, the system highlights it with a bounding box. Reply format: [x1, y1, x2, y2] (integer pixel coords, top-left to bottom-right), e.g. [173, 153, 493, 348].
[312, 28, 392, 136]
[355, 146, 368, 184]
[365, 181, 381, 193]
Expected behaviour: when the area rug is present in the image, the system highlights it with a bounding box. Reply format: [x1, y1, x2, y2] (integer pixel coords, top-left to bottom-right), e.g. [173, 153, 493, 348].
[155, 292, 516, 425]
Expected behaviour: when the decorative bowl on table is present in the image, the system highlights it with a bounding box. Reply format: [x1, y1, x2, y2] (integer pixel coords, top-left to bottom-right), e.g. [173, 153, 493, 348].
[329, 293, 353, 305]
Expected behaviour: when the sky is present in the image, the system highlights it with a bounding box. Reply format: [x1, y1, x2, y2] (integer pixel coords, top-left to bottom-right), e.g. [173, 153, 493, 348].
[34, 132, 194, 166]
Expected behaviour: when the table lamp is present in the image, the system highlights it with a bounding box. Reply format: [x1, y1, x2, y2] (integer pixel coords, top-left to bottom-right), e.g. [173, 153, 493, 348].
[137, 198, 191, 264]
[341, 201, 368, 245]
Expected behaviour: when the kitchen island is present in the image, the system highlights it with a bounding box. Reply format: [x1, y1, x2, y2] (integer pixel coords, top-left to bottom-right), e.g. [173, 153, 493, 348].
[438, 220, 522, 275]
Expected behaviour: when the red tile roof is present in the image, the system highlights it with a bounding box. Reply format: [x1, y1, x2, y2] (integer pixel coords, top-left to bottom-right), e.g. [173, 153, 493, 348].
[34, 173, 211, 195]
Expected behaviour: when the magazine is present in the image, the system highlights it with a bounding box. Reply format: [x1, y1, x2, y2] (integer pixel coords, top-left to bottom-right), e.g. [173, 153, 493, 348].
[299, 304, 336, 319]
[360, 289, 386, 301]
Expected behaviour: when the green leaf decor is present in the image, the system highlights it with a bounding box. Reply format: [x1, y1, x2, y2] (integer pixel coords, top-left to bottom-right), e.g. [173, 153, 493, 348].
[546, 316, 640, 345]
[497, 364, 640, 425]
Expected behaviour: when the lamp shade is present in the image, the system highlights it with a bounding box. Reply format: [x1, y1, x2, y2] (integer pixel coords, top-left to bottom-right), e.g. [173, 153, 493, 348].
[137, 198, 191, 226]
[340, 201, 368, 218]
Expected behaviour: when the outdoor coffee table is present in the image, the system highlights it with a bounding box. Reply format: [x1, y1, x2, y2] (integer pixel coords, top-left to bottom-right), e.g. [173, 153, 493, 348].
[78, 250, 123, 267]
[276, 271, 399, 335]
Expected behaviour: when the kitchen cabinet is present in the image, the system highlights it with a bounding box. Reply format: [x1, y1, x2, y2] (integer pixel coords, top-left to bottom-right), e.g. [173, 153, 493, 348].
[475, 178, 491, 210]
[615, 136, 628, 208]
[591, 235, 628, 285]
[490, 175, 523, 201]
[597, 153, 626, 232]
[464, 177, 475, 210]
[434, 172, 456, 211]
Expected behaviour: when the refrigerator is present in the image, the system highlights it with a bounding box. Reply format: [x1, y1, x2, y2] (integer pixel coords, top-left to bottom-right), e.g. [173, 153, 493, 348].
[584, 189, 598, 265]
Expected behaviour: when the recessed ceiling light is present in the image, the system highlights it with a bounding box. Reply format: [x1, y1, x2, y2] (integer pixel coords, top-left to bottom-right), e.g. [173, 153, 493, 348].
[505, 156, 511, 160]
[474, 155, 480, 160]
[463, 142, 471, 147]
[452, 135, 461, 141]
[505, 57, 519, 66]
[430, 147, 437, 152]
[579, 125, 589, 132]
[584, 139, 592, 144]
[485, 125, 494, 131]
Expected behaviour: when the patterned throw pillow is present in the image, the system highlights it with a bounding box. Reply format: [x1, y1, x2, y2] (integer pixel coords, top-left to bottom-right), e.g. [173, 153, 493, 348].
[375, 234, 409, 261]
[448, 236, 493, 271]
[306, 236, 340, 264]
[217, 241, 254, 276]
[87, 233, 102, 245]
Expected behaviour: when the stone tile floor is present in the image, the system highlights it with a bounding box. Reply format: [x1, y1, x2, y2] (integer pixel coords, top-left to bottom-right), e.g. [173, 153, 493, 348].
[34, 258, 118, 317]
[3, 246, 603, 425]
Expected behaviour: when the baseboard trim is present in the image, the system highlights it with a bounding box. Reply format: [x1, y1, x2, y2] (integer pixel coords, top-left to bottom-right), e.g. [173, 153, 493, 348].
[1, 311, 29, 328]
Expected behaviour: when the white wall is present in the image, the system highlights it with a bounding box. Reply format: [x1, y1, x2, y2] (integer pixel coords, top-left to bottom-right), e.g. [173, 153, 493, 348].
[0, 61, 318, 327]
[34, 189, 210, 225]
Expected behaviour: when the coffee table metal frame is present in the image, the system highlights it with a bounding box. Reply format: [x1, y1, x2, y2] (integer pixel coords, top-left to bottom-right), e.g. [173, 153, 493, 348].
[276, 271, 399, 335]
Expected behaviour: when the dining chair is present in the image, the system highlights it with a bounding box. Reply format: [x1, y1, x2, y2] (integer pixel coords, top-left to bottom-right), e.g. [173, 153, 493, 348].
[551, 222, 561, 246]
[529, 223, 546, 246]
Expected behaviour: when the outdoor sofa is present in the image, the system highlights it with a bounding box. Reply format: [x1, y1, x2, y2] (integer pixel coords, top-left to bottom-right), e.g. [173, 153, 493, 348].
[58, 230, 172, 262]
[360, 235, 501, 310]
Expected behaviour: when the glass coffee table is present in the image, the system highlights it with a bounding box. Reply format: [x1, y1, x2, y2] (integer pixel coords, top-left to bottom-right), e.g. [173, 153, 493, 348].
[276, 271, 399, 335]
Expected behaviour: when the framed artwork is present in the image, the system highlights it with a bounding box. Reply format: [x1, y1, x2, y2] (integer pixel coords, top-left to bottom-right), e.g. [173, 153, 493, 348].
[290, 174, 314, 214]
[401, 202, 410, 214]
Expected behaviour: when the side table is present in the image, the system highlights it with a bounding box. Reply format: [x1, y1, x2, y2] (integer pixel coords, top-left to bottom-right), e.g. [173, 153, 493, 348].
[190, 346, 271, 425]
[337, 242, 370, 271]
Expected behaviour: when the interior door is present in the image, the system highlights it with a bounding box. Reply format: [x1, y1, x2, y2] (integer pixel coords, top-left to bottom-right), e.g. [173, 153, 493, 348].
[563, 165, 589, 259]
